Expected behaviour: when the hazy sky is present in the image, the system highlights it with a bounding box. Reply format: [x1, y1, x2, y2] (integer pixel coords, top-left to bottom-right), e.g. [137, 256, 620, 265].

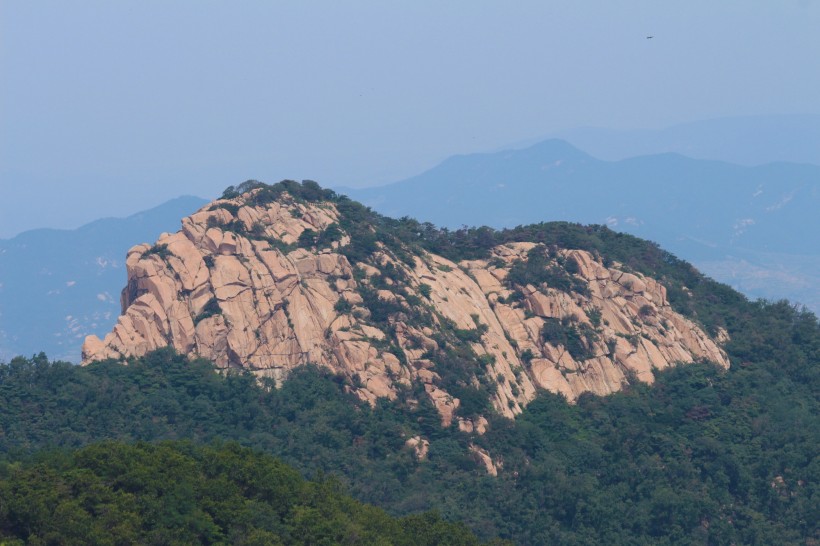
[2, 1, 820, 238]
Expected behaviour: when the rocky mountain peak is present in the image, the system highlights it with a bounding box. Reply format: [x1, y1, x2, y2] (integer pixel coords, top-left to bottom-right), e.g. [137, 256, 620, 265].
[83, 180, 729, 429]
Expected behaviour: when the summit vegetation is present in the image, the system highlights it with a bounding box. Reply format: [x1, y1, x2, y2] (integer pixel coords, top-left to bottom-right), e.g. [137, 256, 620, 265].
[209, 180, 761, 339]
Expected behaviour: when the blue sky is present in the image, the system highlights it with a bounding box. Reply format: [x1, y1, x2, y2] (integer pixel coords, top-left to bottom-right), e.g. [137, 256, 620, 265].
[2, 1, 820, 237]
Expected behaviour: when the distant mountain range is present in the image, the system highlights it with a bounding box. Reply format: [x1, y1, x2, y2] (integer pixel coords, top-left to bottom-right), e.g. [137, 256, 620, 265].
[342, 139, 820, 314]
[547, 114, 820, 166]
[0, 196, 208, 362]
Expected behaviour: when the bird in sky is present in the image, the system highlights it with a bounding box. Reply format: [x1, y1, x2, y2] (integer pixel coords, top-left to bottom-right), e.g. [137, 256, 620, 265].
[646, 35, 654, 39]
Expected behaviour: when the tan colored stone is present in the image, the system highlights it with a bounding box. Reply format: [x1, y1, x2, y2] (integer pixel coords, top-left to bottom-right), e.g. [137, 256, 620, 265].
[470, 445, 499, 476]
[405, 436, 430, 461]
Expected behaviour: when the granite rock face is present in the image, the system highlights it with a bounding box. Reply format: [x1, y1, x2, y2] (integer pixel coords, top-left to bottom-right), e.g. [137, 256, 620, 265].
[83, 188, 729, 426]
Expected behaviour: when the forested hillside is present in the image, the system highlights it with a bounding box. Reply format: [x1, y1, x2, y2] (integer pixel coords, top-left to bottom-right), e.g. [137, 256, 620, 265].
[1, 295, 816, 543]
[0, 441, 495, 545]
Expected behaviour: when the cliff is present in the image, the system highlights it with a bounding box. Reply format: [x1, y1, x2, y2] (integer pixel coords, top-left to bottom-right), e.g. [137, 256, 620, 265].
[83, 181, 729, 427]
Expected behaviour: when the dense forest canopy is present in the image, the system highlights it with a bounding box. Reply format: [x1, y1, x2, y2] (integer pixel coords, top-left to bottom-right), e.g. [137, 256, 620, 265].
[0, 441, 497, 545]
[1, 299, 816, 545]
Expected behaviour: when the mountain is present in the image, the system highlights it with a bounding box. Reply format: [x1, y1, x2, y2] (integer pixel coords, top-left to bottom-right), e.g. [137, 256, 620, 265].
[343, 140, 820, 313]
[550, 114, 820, 166]
[82, 180, 728, 424]
[2, 180, 817, 544]
[0, 195, 208, 362]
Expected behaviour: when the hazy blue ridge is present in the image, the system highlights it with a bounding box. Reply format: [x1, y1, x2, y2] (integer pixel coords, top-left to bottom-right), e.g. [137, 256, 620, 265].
[0, 195, 208, 362]
[341, 139, 820, 313]
[548, 114, 820, 166]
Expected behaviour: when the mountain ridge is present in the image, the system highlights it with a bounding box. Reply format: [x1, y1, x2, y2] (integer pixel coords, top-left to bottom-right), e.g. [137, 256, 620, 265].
[83, 181, 728, 427]
[549, 114, 820, 166]
[342, 140, 820, 313]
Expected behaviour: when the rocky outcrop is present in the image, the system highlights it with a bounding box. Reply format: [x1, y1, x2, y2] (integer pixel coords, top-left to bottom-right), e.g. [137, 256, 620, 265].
[405, 436, 430, 461]
[470, 445, 501, 476]
[83, 187, 729, 428]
